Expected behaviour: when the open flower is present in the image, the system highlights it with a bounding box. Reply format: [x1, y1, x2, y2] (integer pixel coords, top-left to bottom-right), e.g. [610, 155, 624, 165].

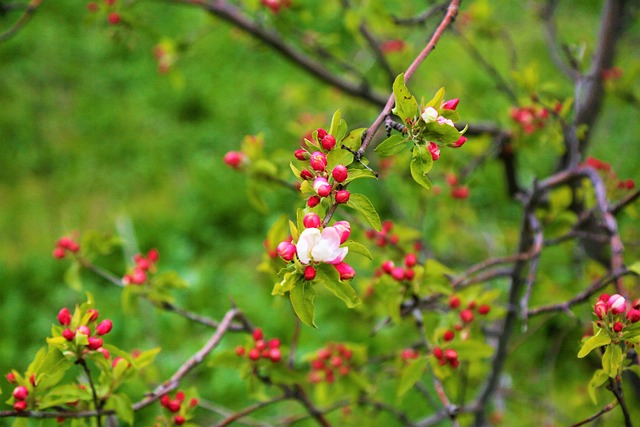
[296, 226, 348, 265]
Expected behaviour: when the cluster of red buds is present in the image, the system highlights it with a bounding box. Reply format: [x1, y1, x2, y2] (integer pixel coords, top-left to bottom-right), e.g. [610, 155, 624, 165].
[445, 173, 470, 200]
[235, 328, 282, 363]
[378, 252, 418, 282]
[294, 128, 351, 207]
[432, 347, 460, 369]
[447, 295, 491, 331]
[260, 0, 291, 13]
[86, 0, 121, 25]
[6, 373, 37, 412]
[52, 235, 81, 259]
[308, 343, 354, 384]
[365, 220, 399, 248]
[276, 214, 355, 281]
[600, 66, 623, 81]
[583, 156, 635, 192]
[159, 390, 198, 426]
[594, 293, 640, 334]
[122, 249, 159, 285]
[510, 104, 557, 134]
[419, 98, 466, 161]
[57, 307, 114, 358]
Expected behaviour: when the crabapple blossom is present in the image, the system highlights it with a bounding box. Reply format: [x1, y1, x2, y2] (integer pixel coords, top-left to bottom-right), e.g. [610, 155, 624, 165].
[428, 142, 440, 161]
[421, 106, 438, 123]
[296, 227, 348, 265]
[437, 116, 455, 127]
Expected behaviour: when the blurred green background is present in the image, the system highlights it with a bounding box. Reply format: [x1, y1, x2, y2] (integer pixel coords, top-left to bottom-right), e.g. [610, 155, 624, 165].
[1, 0, 639, 425]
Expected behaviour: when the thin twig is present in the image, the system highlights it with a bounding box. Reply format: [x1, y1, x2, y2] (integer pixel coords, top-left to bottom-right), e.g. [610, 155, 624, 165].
[0, 0, 43, 43]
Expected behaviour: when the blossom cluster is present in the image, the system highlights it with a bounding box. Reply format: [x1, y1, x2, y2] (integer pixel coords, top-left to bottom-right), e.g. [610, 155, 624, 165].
[52, 235, 81, 259]
[159, 390, 199, 426]
[57, 306, 114, 358]
[86, 0, 121, 25]
[123, 249, 159, 285]
[235, 328, 282, 363]
[593, 293, 640, 334]
[420, 98, 467, 161]
[583, 156, 636, 192]
[277, 213, 355, 281]
[509, 103, 558, 134]
[294, 128, 351, 207]
[308, 343, 354, 384]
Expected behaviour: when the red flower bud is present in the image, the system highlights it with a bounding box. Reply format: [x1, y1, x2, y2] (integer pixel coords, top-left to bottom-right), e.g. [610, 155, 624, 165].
[460, 309, 474, 323]
[107, 12, 120, 25]
[449, 295, 461, 309]
[223, 151, 245, 169]
[248, 348, 261, 361]
[88, 337, 103, 350]
[13, 400, 27, 411]
[235, 346, 246, 357]
[96, 319, 113, 335]
[309, 151, 327, 171]
[594, 300, 607, 319]
[316, 128, 327, 140]
[451, 186, 470, 199]
[432, 347, 443, 359]
[313, 177, 332, 197]
[452, 135, 467, 148]
[76, 325, 91, 336]
[304, 265, 316, 281]
[404, 269, 415, 280]
[300, 169, 314, 180]
[441, 98, 460, 110]
[57, 308, 72, 326]
[303, 213, 321, 229]
[294, 149, 309, 161]
[333, 262, 356, 280]
[321, 135, 337, 151]
[335, 190, 350, 204]
[478, 304, 491, 315]
[62, 328, 76, 341]
[189, 398, 199, 407]
[174, 415, 186, 426]
[607, 294, 626, 315]
[269, 338, 281, 348]
[332, 165, 348, 183]
[6, 372, 16, 383]
[404, 253, 417, 268]
[176, 391, 185, 402]
[276, 241, 296, 261]
[52, 247, 66, 259]
[147, 248, 159, 262]
[307, 196, 321, 208]
[626, 309, 640, 323]
[269, 348, 282, 362]
[381, 260, 394, 274]
[252, 328, 264, 341]
[87, 309, 99, 322]
[167, 399, 181, 413]
[13, 386, 29, 400]
[613, 321, 624, 332]
[428, 142, 440, 161]
[443, 330, 455, 342]
[391, 267, 406, 281]
[444, 348, 458, 362]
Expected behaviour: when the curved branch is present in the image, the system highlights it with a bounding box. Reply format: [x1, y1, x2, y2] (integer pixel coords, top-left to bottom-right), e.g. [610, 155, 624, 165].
[0, 0, 43, 43]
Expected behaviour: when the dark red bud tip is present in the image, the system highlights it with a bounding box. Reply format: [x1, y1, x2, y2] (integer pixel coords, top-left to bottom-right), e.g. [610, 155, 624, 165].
[304, 265, 316, 281]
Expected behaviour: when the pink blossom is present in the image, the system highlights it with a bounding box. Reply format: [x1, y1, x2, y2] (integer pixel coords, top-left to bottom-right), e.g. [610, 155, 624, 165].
[296, 227, 348, 265]
[436, 116, 455, 127]
[332, 221, 351, 244]
[313, 177, 332, 197]
[277, 241, 296, 261]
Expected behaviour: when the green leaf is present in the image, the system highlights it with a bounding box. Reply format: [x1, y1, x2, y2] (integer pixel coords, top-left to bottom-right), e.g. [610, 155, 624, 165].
[397, 357, 428, 397]
[64, 262, 82, 291]
[346, 193, 381, 231]
[374, 134, 410, 157]
[153, 271, 188, 290]
[577, 329, 611, 358]
[290, 281, 317, 328]
[587, 369, 609, 404]
[343, 168, 377, 184]
[602, 344, 623, 378]
[327, 148, 354, 173]
[425, 87, 446, 109]
[341, 128, 366, 151]
[247, 179, 268, 213]
[423, 121, 464, 145]
[131, 347, 161, 370]
[329, 110, 348, 142]
[272, 268, 300, 296]
[410, 145, 433, 190]
[316, 264, 361, 308]
[343, 240, 372, 260]
[628, 261, 640, 276]
[391, 74, 419, 123]
[454, 340, 494, 360]
[104, 393, 134, 425]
